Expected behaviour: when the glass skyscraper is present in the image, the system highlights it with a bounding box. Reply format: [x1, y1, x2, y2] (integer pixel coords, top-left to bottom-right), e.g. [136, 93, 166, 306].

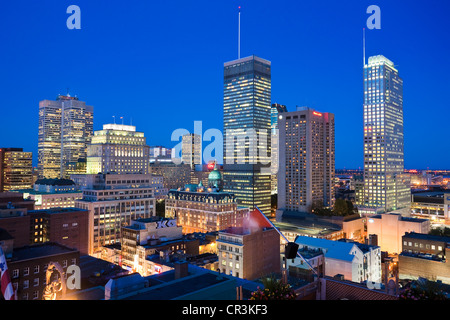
[361, 55, 410, 215]
[270, 103, 288, 194]
[38, 94, 93, 179]
[223, 55, 272, 216]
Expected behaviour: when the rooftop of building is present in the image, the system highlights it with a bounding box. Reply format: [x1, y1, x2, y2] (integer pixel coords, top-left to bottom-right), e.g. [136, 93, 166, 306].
[34, 178, 75, 186]
[17, 189, 82, 195]
[338, 239, 380, 253]
[9, 242, 78, 262]
[28, 207, 87, 215]
[274, 211, 342, 236]
[218, 226, 274, 237]
[294, 236, 360, 262]
[399, 251, 445, 262]
[0, 192, 29, 200]
[371, 213, 429, 223]
[402, 231, 450, 243]
[168, 187, 236, 201]
[224, 55, 271, 67]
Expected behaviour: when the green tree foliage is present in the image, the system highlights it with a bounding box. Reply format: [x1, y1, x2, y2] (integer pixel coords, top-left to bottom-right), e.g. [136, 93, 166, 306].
[429, 227, 450, 237]
[250, 276, 297, 300]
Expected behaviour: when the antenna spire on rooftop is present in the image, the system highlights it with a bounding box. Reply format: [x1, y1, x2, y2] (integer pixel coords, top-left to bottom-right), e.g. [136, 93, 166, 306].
[238, 6, 241, 59]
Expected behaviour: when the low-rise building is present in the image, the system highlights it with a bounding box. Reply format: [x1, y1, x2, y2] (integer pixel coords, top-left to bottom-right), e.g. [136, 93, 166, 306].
[398, 232, 450, 284]
[366, 213, 430, 254]
[410, 191, 450, 225]
[293, 236, 382, 284]
[28, 207, 89, 255]
[18, 178, 83, 210]
[8, 242, 80, 300]
[217, 226, 280, 280]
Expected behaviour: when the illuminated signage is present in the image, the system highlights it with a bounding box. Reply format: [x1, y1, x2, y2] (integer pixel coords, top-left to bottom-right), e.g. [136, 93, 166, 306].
[207, 162, 215, 170]
[156, 219, 177, 229]
[313, 111, 322, 116]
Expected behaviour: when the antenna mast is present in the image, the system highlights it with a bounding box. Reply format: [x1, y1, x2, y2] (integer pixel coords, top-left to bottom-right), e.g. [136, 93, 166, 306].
[363, 28, 366, 67]
[238, 6, 241, 59]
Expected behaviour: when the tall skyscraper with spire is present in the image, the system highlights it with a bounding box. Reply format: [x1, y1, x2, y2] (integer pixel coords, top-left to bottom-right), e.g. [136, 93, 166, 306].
[222, 55, 272, 216]
[360, 55, 410, 215]
[38, 94, 93, 179]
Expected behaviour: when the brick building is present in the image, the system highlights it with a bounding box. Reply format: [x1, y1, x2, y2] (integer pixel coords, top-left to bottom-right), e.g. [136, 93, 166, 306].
[217, 226, 280, 280]
[8, 242, 80, 300]
[398, 232, 450, 284]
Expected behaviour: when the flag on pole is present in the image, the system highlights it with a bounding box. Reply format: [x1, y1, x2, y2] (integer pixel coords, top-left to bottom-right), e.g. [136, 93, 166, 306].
[0, 247, 16, 300]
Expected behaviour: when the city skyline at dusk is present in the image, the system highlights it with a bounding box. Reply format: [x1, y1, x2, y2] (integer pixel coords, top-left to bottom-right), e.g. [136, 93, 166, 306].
[1, 0, 450, 306]
[0, 0, 449, 170]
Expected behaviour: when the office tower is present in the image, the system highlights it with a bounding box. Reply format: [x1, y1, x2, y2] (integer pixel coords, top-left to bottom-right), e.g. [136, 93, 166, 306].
[223, 55, 272, 216]
[181, 133, 202, 170]
[270, 103, 288, 194]
[86, 123, 150, 175]
[277, 107, 335, 217]
[0, 148, 33, 192]
[149, 146, 173, 163]
[38, 94, 93, 179]
[74, 173, 156, 255]
[361, 55, 410, 215]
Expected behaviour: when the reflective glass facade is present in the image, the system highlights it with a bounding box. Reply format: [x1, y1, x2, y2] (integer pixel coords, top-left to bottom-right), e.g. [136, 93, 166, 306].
[362, 55, 410, 213]
[222, 56, 272, 216]
[38, 95, 93, 179]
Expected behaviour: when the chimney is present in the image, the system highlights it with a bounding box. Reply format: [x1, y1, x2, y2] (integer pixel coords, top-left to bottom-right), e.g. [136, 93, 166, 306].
[174, 261, 189, 279]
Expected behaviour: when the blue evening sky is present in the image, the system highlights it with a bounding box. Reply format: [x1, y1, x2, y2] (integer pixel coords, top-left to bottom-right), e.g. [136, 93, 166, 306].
[0, 0, 448, 169]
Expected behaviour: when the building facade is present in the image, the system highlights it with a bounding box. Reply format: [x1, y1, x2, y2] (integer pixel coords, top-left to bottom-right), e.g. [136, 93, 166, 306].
[277, 107, 335, 216]
[398, 232, 450, 284]
[19, 179, 83, 211]
[270, 103, 288, 194]
[74, 173, 156, 255]
[293, 236, 382, 284]
[181, 133, 202, 170]
[0, 148, 33, 192]
[120, 217, 183, 274]
[223, 55, 272, 216]
[217, 226, 280, 280]
[366, 213, 430, 254]
[165, 186, 249, 234]
[410, 191, 450, 224]
[8, 242, 79, 300]
[149, 161, 191, 190]
[38, 94, 93, 179]
[28, 207, 89, 255]
[86, 123, 150, 175]
[361, 56, 410, 215]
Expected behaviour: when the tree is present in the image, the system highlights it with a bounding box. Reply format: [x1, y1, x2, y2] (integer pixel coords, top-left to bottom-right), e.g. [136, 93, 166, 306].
[399, 278, 448, 300]
[333, 199, 348, 216]
[250, 276, 297, 300]
[429, 227, 450, 237]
